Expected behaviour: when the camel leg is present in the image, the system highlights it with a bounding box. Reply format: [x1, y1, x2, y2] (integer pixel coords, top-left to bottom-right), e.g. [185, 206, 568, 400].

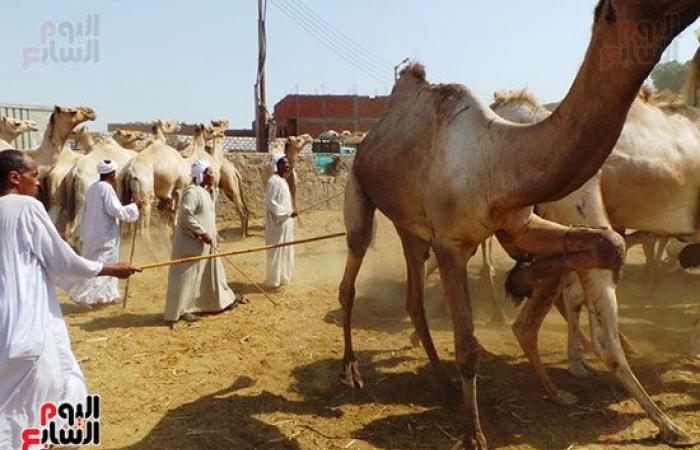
[433, 242, 487, 450]
[555, 277, 639, 369]
[481, 238, 506, 324]
[338, 173, 375, 389]
[578, 269, 697, 446]
[396, 228, 456, 400]
[512, 277, 579, 404]
[558, 274, 595, 378]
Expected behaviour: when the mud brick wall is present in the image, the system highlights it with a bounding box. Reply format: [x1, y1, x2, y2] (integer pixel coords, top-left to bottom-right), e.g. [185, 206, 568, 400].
[216, 153, 354, 220]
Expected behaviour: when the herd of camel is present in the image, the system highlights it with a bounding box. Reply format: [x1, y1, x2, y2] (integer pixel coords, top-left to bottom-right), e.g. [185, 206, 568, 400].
[337, 1, 700, 449]
[0, 109, 321, 246]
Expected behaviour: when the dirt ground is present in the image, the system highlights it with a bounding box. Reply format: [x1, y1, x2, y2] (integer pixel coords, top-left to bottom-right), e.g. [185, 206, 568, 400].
[58, 210, 700, 450]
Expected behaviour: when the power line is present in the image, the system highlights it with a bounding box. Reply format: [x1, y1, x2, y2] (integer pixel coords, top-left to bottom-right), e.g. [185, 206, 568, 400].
[280, 0, 390, 76]
[270, 0, 390, 83]
[285, 0, 393, 69]
[271, 0, 388, 82]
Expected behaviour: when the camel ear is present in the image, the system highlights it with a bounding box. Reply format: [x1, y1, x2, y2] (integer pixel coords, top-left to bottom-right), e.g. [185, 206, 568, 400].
[54, 105, 62, 113]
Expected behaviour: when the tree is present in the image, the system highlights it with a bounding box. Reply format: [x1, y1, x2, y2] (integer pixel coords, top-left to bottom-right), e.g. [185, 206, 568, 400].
[650, 60, 691, 93]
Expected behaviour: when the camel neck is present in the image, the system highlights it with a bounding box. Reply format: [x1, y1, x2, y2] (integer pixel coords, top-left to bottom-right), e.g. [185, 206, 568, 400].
[494, 4, 700, 211]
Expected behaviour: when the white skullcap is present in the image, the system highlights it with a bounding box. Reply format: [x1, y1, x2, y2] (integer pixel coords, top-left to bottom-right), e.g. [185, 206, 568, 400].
[97, 159, 117, 175]
[270, 153, 286, 173]
[191, 160, 211, 185]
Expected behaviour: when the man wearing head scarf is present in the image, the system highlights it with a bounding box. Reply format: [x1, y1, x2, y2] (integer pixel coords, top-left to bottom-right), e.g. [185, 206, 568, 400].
[69, 159, 142, 306]
[265, 154, 297, 288]
[164, 160, 239, 329]
[0, 150, 139, 449]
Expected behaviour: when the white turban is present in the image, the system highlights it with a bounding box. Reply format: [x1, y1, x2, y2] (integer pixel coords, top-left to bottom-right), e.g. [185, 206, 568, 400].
[191, 160, 211, 185]
[270, 153, 286, 173]
[97, 159, 117, 175]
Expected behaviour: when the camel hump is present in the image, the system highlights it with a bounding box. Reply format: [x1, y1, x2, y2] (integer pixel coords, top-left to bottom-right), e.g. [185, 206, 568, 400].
[399, 62, 426, 83]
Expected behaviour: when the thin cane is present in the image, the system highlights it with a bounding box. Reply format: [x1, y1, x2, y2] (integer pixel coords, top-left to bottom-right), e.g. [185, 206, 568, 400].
[122, 223, 138, 309]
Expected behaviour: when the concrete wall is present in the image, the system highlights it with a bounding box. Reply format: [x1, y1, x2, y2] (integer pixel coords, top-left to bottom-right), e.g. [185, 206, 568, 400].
[216, 153, 354, 220]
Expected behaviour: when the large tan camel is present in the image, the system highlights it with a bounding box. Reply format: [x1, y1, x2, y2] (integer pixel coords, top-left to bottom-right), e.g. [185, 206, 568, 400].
[207, 120, 249, 237]
[65, 126, 138, 242]
[25, 106, 96, 235]
[121, 120, 187, 235]
[0, 116, 39, 149]
[491, 62, 700, 393]
[337, 2, 700, 448]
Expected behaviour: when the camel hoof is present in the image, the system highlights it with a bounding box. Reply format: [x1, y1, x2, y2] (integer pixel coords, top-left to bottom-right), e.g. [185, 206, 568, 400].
[550, 390, 578, 406]
[409, 330, 421, 348]
[463, 431, 488, 450]
[567, 360, 593, 379]
[659, 428, 699, 447]
[340, 360, 364, 389]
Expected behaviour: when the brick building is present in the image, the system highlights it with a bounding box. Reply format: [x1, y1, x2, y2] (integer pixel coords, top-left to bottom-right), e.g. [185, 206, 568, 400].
[273, 94, 389, 137]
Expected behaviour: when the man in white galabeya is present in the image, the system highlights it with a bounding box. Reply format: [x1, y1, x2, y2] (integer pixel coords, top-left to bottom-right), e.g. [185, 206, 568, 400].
[0, 150, 139, 450]
[265, 153, 297, 288]
[69, 159, 143, 306]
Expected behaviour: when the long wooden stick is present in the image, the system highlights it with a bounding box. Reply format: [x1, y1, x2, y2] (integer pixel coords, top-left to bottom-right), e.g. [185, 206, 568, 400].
[122, 223, 138, 309]
[138, 231, 346, 271]
[221, 255, 278, 306]
[297, 190, 345, 215]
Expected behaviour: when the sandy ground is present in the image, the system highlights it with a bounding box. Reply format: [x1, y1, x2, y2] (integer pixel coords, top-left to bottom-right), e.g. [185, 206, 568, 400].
[57, 210, 700, 450]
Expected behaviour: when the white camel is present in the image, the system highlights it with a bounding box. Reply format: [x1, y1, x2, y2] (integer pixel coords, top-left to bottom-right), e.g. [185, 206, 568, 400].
[0, 116, 39, 149]
[24, 106, 96, 235]
[207, 119, 249, 237]
[121, 120, 187, 236]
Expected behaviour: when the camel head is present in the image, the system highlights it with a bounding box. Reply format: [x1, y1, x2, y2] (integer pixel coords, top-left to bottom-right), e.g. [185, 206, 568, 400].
[285, 134, 312, 161]
[152, 119, 181, 136]
[0, 116, 39, 140]
[69, 125, 96, 152]
[210, 119, 229, 132]
[52, 105, 96, 127]
[111, 129, 147, 148]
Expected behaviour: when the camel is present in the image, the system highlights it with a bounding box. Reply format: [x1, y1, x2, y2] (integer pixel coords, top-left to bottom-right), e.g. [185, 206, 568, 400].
[336, 2, 700, 448]
[488, 61, 700, 419]
[284, 133, 312, 210]
[24, 106, 96, 235]
[111, 129, 148, 151]
[207, 119, 249, 237]
[121, 120, 187, 236]
[65, 126, 138, 243]
[0, 116, 39, 149]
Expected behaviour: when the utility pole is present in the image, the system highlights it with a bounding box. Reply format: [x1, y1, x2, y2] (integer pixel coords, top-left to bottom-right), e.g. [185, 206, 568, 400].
[256, 0, 269, 153]
[393, 57, 409, 81]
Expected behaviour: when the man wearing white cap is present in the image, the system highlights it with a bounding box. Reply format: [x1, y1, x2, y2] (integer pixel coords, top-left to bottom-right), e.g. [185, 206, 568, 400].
[69, 159, 143, 306]
[164, 160, 239, 329]
[265, 154, 297, 288]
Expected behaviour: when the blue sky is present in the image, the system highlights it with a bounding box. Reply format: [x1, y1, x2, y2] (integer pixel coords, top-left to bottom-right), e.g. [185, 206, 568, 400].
[1, 0, 699, 131]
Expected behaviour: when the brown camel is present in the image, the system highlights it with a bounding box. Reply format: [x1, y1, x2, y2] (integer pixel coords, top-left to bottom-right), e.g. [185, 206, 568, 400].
[337, 2, 700, 449]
